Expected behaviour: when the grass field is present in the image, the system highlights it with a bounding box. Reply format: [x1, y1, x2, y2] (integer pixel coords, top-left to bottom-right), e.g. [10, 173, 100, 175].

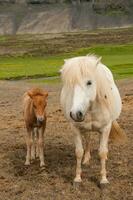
[0, 44, 133, 80]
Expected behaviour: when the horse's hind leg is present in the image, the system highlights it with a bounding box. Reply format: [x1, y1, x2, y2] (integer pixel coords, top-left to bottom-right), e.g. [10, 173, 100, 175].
[31, 130, 35, 160]
[74, 131, 84, 183]
[99, 123, 111, 184]
[82, 133, 91, 165]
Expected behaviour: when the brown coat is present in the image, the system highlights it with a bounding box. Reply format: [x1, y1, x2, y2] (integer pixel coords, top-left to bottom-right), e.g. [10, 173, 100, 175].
[23, 88, 48, 167]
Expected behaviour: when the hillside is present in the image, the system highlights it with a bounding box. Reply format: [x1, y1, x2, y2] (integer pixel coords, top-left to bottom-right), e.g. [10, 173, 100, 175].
[0, 0, 133, 34]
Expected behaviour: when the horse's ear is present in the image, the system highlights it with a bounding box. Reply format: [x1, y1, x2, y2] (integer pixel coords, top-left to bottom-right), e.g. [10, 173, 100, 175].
[96, 57, 102, 66]
[27, 91, 33, 99]
[64, 59, 68, 63]
[43, 91, 48, 98]
[58, 69, 63, 74]
[59, 59, 68, 74]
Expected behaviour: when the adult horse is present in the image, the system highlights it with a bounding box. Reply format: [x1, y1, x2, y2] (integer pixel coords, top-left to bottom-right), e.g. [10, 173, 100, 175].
[60, 55, 126, 185]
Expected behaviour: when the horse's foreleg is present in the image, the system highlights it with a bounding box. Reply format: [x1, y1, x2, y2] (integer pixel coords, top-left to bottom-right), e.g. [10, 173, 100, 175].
[38, 127, 45, 167]
[99, 122, 111, 184]
[74, 132, 84, 183]
[36, 129, 39, 158]
[25, 129, 32, 165]
[82, 134, 91, 165]
[31, 130, 35, 160]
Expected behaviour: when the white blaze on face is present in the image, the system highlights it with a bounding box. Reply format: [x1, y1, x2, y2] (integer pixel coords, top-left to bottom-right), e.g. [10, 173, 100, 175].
[70, 80, 97, 121]
[71, 85, 89, 116]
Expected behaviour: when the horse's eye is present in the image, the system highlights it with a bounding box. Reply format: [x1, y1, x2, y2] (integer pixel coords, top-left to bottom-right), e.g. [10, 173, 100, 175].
[86, 80, 92, 86]
[33, 104, 36, 109]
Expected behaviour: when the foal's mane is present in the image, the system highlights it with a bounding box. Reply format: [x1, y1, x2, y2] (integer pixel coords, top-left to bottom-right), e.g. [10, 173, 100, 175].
[28, 88, 46, 97]
[61, 55, 115, 112]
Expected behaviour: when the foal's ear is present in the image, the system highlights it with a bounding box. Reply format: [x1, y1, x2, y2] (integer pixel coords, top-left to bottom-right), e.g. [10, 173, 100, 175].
[43, 91, 48, 98]
[96, 57, 102, 66]
[27, 91, 33, 99]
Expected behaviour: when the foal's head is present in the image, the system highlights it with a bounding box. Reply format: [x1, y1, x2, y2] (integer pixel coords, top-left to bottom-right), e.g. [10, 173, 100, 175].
[28, 88, 48, 123]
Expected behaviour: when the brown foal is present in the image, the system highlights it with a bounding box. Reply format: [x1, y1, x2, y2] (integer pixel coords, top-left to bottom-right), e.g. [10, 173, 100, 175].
[23, 88, 48, 167]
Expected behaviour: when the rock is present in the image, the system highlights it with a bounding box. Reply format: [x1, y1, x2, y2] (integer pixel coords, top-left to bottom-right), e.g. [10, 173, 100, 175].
[0, 0, 15, 3]
[0, 1, 133, 34]
[0, 15, 14, 34]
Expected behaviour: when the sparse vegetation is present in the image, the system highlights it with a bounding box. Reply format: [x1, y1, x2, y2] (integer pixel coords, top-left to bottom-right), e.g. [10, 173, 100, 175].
[0, 28, 133, 57]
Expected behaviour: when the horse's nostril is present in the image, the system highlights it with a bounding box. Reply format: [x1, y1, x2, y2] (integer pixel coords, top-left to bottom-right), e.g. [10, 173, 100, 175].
[76, 111, 83, 120]
[37, 117, 44, 122]
[70, 111, 83, 121]
[70, 111, 73, 119]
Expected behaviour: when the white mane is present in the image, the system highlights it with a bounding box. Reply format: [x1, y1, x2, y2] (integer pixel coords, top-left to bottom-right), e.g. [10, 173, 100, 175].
[61, 55, 100, 87]
[61, 55, 120, 117]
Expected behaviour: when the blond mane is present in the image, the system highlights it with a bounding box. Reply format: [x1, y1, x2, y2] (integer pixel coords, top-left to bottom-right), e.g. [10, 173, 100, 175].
[61, 55, 99, 87]
[61, 55, 115, 114]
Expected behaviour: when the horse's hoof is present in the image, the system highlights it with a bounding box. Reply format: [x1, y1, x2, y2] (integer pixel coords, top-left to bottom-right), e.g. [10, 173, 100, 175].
[100, 179, 109, 184]
[73, 181, 82, 189]
[40, 162, 45, 168]
[25, 161, 30, 166]
[99, 180, 109, 189]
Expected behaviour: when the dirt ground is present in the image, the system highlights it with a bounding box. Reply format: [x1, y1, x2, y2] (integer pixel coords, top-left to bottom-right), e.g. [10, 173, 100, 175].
[0, 79, 132, 200]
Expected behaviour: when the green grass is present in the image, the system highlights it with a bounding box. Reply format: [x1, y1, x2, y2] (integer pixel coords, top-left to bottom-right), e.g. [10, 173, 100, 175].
[0, 35, 8, 42]
[0, 44, 133, 80]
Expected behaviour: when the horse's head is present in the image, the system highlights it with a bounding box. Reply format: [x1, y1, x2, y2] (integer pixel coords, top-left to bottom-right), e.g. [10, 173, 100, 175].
[28, 88, 48, 123]
[61, 56, 101, 122]
[70, 77, 97, 122]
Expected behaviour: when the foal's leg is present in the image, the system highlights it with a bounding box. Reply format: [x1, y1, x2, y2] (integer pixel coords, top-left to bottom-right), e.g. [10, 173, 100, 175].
[25, 128, 32, 165]
[99, 123, 111, 184]
[36, 128, 39, 158]
[31, 129, 35, 160]
[38, 127, 45, 167]
[82, 133, 91, 165]
[74, 131, 84, 183]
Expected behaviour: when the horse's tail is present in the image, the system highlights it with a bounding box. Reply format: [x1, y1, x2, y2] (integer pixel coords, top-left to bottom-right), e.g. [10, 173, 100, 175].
[109, 121, 127, 144]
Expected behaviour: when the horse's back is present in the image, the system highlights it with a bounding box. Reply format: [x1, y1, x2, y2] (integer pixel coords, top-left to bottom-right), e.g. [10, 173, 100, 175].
[23, 92, 32, 122]
[99, 63, 122, 120]
[111, 83, 122, 120]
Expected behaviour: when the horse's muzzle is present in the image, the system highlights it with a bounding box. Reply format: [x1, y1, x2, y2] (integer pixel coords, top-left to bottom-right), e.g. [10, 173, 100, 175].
[70, 111, 84, 122]
[37, 116, 44, 124]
